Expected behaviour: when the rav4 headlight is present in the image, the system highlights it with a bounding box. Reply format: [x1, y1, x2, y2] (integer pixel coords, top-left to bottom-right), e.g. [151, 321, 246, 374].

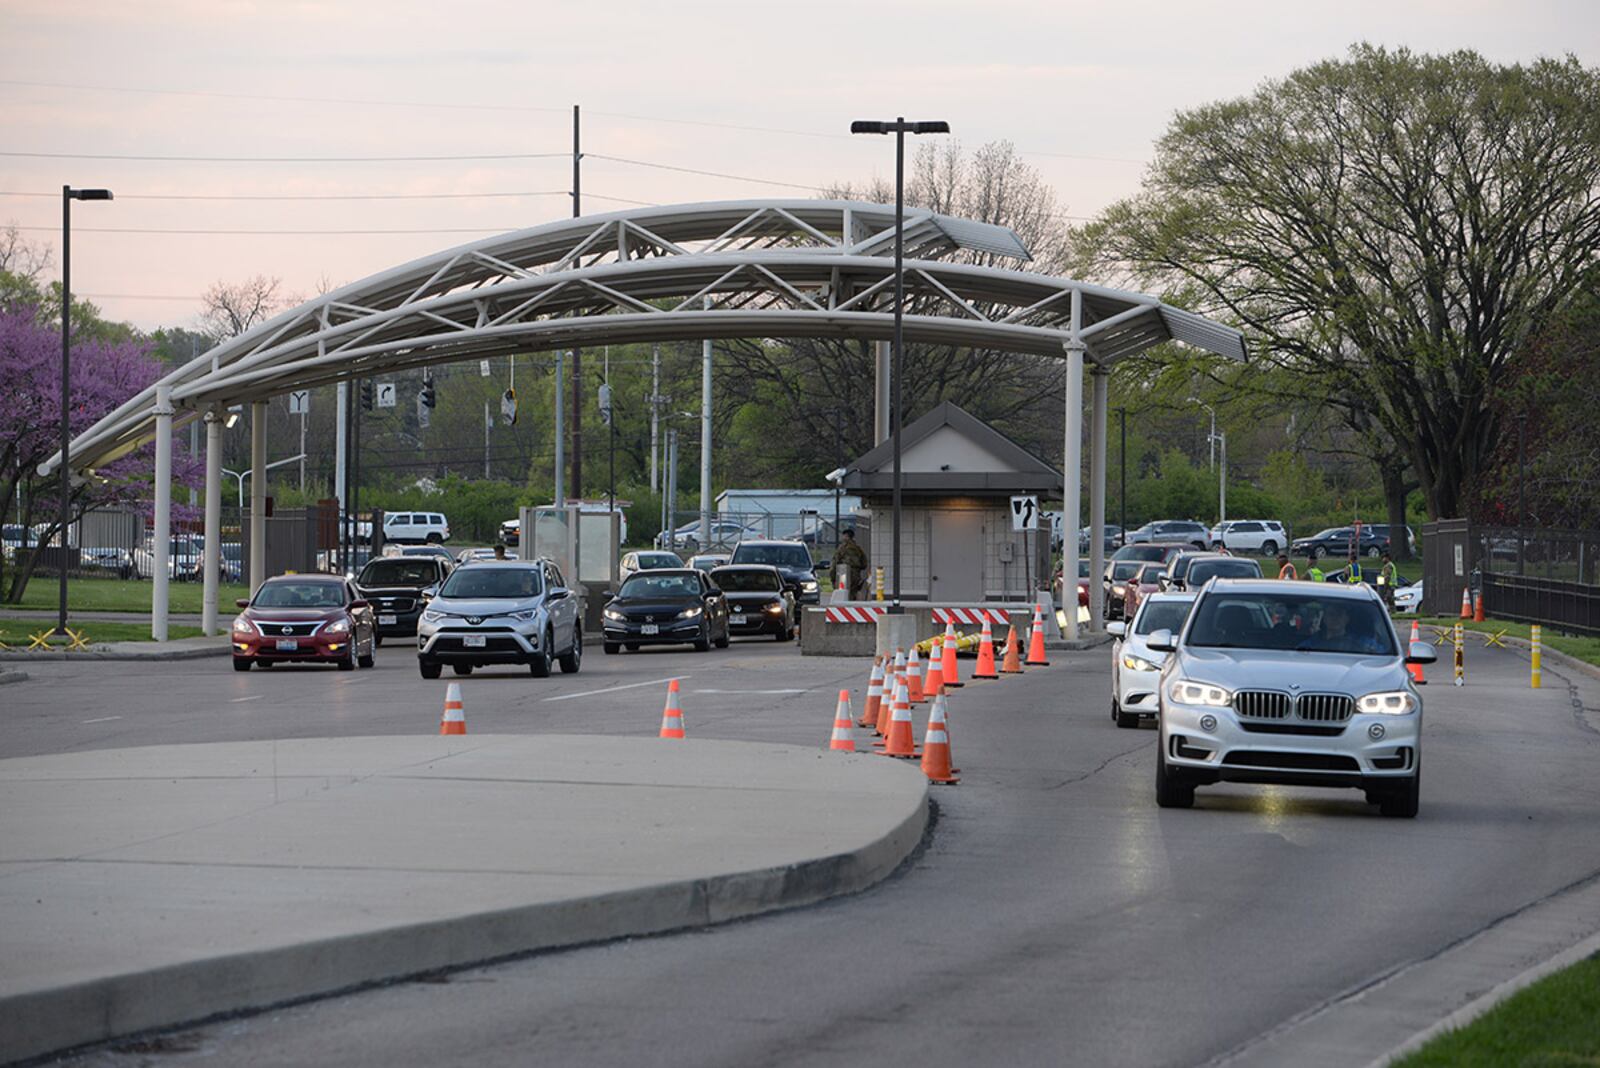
[420, 609, 444, 624]
[1166, 678, 1233, 707]
[1357, 690, 1418, 715]
[510, 610, 537, 622]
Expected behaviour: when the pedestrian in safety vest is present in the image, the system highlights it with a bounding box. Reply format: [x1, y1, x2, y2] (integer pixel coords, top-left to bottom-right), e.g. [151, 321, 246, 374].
[1344, 556, 1365, 585]
[1276, 554, 1297, 581]
[1376, 551, 1399, 609]
[1306, 558, 1325, 582]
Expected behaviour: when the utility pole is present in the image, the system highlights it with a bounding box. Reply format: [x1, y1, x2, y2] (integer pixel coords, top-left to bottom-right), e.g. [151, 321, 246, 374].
[1116, 406, 1127, 547]
[649, 344, 660, 493]
[666, 429, 678, 544]
[484, 400, 492, 480]
[569, 104, 583, 504]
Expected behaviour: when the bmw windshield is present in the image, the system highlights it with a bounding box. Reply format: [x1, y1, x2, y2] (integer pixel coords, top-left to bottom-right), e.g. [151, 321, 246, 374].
[1186, 592, 1396, 656]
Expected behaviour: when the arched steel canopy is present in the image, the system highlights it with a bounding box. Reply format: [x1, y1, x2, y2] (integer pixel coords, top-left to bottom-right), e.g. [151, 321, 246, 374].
[45, 199, 1244, 475]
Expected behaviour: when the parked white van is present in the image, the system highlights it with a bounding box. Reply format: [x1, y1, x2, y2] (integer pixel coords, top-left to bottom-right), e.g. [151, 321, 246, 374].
[383, 511, 450, 544]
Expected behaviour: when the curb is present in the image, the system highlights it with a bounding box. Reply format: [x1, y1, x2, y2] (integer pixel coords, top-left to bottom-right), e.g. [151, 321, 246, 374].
[3, 749, 929, 1065]
[0, 643, 228, 663]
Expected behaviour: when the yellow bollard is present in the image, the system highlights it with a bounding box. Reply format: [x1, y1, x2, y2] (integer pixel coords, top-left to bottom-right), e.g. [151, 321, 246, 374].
[874, 567, 885, 603]
[1453, 622, 1464, 687]
[1531, 624, 1542, 689]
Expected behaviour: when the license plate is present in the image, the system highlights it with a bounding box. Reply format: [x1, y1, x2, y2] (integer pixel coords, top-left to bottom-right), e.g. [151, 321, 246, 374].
[463, 635, 486, 648]
[730, 614, 746, 625]
[378, 614, 397, 626]
[275, 639, 298, 651]
[640, 624, 659, 636]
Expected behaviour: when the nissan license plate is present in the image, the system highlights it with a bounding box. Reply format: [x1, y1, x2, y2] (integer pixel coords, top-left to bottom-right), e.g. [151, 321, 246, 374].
[275, 639, 298, 652]
[463, 635, 487, 648]
[378, 614, 397, 626]
[640, 624, 659, 636]
[730, 614, 746, 625]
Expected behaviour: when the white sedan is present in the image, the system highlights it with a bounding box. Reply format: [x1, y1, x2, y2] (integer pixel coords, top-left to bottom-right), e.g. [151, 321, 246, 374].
[1107, 592, 1196, 729]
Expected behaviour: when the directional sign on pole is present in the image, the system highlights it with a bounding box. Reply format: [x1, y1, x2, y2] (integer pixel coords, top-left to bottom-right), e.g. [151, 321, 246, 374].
[1010, 495, 1040, 532]
[480, 359, 492, 377]
[287, 389, 310, 416]
[376, 382, 397, 409]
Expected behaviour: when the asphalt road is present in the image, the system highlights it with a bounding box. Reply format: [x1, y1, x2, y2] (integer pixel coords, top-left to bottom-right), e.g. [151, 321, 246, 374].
[10, 633, 1600, 1068]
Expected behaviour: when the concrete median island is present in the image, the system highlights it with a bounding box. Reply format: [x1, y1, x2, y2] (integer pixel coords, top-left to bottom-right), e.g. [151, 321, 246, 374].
[0, 735, 929, 1064]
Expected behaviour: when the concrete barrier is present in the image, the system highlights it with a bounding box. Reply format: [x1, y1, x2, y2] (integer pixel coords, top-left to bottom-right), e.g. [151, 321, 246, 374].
[800, 603, 1035, 657]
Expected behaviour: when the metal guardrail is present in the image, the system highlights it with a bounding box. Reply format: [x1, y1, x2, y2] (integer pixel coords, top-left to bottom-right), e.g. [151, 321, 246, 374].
[1483, 572, 1600, 636]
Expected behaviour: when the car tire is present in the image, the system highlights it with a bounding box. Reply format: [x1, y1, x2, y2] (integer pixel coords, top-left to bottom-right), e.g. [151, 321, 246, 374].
[1366, 545, 1381, 558]
[1310, 546, 1325, 561]
[232, 656, 252, 672]
[452, 663, 473, 676]
[529, 631, 552, 677]
[358, 646, 375, 669]
[1155, 742, 1196, 808]
[425, 533, 443, 544]
[1379, 771, 1420, 818]
[604, 642, 619, 655]
[714, 623, 730, 649]
[419, 660, 442, 679]
[694, 623, 712, 653]
[1261, 540, 1278, 555]
[1114, 700, 1139, 729]
[558, 627, 582, 674]
[626, 643, 640, 652]
[338, 643, 356, 671]
[374, 635, 384, 648]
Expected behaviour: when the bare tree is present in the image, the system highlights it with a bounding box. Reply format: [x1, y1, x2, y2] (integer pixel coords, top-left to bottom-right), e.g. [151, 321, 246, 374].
[199, 275, 290, 341]
[0, 223, 53, 281]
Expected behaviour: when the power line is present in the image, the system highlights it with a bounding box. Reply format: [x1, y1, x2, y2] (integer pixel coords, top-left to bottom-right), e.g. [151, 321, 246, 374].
[0, 150, 570, 163]
[0, 189, 655, 206]
[586, 154, 826, 192]
[13, 225, 537, 236]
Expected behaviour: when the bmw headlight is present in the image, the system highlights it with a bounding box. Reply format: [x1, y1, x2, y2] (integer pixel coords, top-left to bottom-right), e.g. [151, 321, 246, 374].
[1166, 678, 1233, 707]
[1122, 653, 1159, 673]
[1357, 690, 1418, 715]
[678, 606, 703, 619]
[420, 609, 444, 624]
[231, 614, 255, 635]
[604, 608, 626, 621]
[325, 618, 351, 635]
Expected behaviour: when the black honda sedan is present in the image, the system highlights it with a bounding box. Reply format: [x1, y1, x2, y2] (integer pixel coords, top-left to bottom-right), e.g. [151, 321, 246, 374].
[602, 568, 730, 653]
[709, 564, 795, 641]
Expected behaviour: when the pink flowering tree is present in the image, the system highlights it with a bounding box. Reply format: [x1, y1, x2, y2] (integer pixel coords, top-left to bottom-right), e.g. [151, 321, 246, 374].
[1, 303, 202, 602]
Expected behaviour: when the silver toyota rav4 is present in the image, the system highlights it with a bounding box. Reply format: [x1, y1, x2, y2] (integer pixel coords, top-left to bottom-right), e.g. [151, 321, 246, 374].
[416, 559, 581, 679]
[1148, 578, 1435, 817]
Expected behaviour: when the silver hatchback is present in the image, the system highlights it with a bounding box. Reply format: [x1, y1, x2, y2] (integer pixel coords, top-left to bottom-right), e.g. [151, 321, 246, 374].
[1147, 579, 1435, 817]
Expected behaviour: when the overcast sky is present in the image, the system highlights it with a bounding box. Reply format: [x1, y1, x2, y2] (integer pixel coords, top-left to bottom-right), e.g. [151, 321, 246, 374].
[2, 0, 1596, 332]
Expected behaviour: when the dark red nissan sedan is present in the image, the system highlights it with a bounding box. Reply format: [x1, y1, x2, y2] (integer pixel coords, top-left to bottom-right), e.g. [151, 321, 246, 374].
[232, 574, 376, 672]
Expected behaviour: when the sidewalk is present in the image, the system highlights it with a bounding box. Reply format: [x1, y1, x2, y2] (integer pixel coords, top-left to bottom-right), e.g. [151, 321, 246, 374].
[0, 735, 929, 1064]
[0, 634, 229, 662]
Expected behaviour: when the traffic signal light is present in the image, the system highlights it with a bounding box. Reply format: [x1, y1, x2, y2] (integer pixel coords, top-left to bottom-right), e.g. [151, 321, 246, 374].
[360, 380, 374, 411]
[419, 380, 436, 409]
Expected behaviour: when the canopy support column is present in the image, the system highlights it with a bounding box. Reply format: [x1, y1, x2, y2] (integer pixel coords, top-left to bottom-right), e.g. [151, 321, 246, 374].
[151, 386, 173, 642]
[249, 400, 266, 594]
[1062, 290, 1085, 641]
[202, 410, 222, 636]
[1089, 366, 1109, 630]
[874, 340, 891, 446]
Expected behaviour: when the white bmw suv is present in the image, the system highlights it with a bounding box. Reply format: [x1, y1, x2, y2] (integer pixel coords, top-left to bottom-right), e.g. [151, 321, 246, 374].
[1147, 579, 1435, 817]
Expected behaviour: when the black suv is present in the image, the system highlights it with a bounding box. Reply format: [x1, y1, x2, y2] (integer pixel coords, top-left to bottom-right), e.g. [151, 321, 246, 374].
[729, 540, 821, 606]
[354, 554, 450, 642]
[1290, 526, 1389, 561]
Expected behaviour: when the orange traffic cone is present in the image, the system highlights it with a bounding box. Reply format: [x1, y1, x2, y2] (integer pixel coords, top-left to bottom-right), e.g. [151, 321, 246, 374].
[925, 635, 945, 698]
[972, 615, 999, 679]
[877, 650, 905, 735]
[659, 678, 686, 738]
[906, 645, 926, 704]
[1001, 623, 1024, 674]
[1407, 618, 1427, 685]
[1473, 589, 1486, 623]
[920, 693, 959, 784]
[879, 676, 920, 759]
[1460, 587, 1473, 619]
[439, 682, 466, 735]
[860, 657, 884, 728]
[1025, 605, 1051, 667]
[941, 621, 964, 688]
[828, 689, 856, 752]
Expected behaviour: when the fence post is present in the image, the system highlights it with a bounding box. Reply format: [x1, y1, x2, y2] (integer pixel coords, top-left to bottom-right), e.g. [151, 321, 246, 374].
[1531, 624, 1542, 689]
[1453, 622, 1464, 687]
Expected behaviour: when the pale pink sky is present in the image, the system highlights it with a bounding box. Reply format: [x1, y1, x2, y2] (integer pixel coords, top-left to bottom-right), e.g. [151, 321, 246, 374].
[2, 0, 1595, 331]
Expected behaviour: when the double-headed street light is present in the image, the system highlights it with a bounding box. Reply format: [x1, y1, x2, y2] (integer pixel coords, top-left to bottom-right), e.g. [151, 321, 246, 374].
[59, 186, 113, 636]
[849, 117, 949, 612]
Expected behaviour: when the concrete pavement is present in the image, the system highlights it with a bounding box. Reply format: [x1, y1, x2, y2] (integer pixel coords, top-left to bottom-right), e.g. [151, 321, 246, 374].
[0, 735, 928, 1065]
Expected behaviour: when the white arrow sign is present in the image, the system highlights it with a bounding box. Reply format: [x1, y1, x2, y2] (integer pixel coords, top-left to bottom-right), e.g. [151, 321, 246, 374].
[376, 382, 397, 408]
[1010, 495, 1039, 532]
[287, 389, 310, 415]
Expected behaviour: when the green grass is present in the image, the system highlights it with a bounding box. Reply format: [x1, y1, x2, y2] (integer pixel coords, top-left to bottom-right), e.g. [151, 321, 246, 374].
[1392, 955, 1600, 1067]
[3, 576, 251, 614]
[0, 620, 207, 646]
[1418, 616, 1600, 669]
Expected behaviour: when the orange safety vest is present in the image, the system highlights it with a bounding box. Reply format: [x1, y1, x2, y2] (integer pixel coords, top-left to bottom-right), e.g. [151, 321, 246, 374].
[1278, 562, 1298, 580]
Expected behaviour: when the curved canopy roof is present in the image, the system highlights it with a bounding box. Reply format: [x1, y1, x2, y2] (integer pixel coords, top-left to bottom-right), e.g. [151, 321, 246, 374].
[45, 199, 1244, 475]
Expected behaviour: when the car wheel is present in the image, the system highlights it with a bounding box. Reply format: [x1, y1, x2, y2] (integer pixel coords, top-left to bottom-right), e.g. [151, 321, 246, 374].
[452, 663, 473, 676]
[694, 623, 712, 653]
[358, 647, 375, 669]
[419, 660, 442, 679]
[1155, 741, 1196, 808]
[604, 642, 620, 655]
[1379, 771, 1420, 818]
[714, 622, 730, 649]
[232, 656, 252, 672]
[425, 533, 443, 544]
[338, 643, 356, 671]
[1366, 545, 1382, 558]
[374, 635, 384, 648]
[1261, 540, 1278, 555]
[1310, 546, 1326, 561]
[626, 643, 640, 652]
[529, 631, 552, 677]
[1114, 700, 1139, 729]
[558, 627, 582, 674]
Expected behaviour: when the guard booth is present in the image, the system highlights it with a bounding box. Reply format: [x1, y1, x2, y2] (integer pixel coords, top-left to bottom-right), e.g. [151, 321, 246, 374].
[840, 402, 1057, 602]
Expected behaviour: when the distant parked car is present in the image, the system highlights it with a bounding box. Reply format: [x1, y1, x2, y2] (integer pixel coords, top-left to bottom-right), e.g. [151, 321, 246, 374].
[134, 534, 205, 580]
[382, 511, 450, 544]
[1126, 520, 1210, 549]
[1290, 526, 1388, 561]
[1209, 520, 1289, 555]
[658, 519, 761, 552]
[1364, 524, 1418, 556]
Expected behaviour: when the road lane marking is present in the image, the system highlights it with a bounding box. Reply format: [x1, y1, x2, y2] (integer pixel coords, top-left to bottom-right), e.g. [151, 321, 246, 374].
[230, 695, 264, 704]
[542, 676, 690, 702]
[693, 689, 806, 695]
[81, 715, 122, 723]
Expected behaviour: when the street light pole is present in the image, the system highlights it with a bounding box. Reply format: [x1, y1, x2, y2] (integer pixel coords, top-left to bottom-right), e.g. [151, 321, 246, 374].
[58, 186, 112, 637]
[851, 117, 949, 612]
[1115, 406, 1127, 547]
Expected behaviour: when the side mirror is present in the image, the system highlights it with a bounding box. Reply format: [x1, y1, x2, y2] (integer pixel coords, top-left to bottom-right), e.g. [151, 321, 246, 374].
[1146, 628, 1177, 653]
[548, 588, 569, 601]
[1406, 641, 1438, 665]
[1106, 621, 1127, 637]
[1158, 577, 1172, 592]
[350, 599, 370, 611]
[235, 598, 250, 609]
